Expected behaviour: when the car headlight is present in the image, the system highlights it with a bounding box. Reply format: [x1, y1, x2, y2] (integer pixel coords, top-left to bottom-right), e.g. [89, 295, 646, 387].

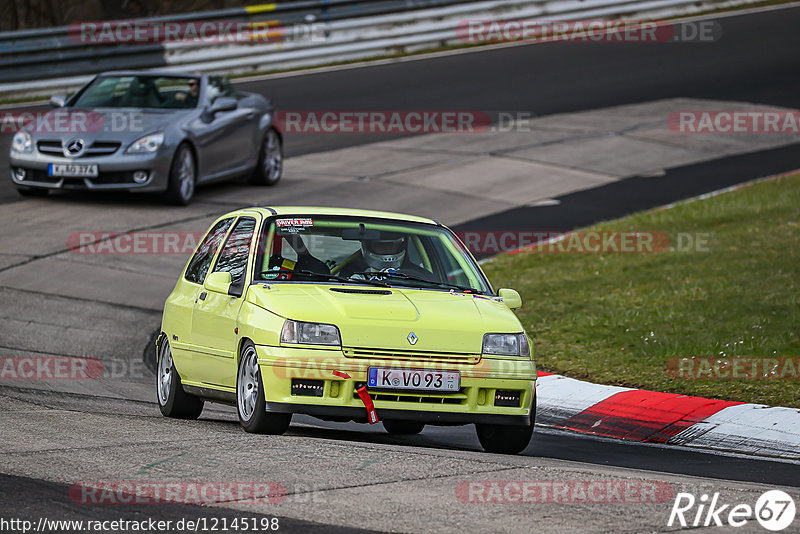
[281, 319, 341, 346]
[482, 333, 530, 357]
[12, 131, 33, 153]
[126, 132, 165, 153]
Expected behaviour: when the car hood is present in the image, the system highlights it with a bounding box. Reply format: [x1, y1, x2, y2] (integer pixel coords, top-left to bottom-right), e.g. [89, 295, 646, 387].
[246, 284, 523, 353]
[29, 108, 191, 144]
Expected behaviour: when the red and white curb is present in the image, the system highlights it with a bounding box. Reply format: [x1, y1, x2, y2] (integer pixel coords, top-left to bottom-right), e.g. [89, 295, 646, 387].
[535, 371, 800, 461]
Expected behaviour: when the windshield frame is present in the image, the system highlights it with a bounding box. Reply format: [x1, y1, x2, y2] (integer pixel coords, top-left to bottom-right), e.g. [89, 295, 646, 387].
[68, 74, 203, 110]
[251, 215, 495, 295]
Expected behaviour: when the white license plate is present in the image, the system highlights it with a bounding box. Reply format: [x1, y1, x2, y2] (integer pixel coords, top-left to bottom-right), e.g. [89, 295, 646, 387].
[368, 368, 460, 392]
[48, 163, 98, 177]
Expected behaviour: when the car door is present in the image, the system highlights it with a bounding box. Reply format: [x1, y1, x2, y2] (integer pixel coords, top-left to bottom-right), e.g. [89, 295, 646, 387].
[193, 77, 257, 178]
[170, 217, 235, 383]
[190, 215, 258, 389]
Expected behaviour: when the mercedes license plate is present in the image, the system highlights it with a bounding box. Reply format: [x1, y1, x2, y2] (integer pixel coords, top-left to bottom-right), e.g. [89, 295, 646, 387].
[48, 163, 98, 177]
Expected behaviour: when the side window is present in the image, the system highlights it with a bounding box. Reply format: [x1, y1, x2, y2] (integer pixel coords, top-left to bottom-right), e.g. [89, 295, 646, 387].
[184, 218, 234, 284]
[213, 217, 257, 286]
[207, 76, 236, 103]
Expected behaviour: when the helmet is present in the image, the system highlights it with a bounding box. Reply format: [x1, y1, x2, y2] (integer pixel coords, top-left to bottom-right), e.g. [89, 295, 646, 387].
[362, 236, 406, 270]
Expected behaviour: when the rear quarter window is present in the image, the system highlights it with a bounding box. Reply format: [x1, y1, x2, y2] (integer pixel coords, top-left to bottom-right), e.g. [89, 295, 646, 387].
[184, 218, 234, 284]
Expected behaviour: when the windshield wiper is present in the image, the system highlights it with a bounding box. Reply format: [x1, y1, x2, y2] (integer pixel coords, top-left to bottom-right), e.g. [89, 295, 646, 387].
[349, 271, 482, 294]
[259, 269, 389, 287]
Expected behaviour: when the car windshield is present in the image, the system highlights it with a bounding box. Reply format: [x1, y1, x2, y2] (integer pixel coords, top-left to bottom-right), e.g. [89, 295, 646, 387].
[71, 75, 201, 109]
[255, 216, 492, 294]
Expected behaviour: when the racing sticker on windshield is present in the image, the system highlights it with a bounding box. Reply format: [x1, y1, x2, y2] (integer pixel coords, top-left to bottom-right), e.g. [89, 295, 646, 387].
[276, 218, 313, 234]
[263, 267, 293, 280]
[263, 258, 297, 280]
[276, 218, 313, 227]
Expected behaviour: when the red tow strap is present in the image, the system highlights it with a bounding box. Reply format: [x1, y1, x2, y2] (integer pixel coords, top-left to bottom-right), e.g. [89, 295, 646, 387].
[331, 371, 379, 424]
[356, 386, 379, 424]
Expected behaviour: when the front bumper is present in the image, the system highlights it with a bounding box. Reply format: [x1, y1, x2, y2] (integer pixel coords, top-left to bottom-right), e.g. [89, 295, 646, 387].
[255, 345, 536, 426]
[9, 149, 172, 193]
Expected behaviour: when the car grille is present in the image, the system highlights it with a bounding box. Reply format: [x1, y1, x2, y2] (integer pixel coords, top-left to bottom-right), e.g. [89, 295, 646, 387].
[37, 140, 121, 157]
[354, 383, 468, 405]
[36, 141, 62, 156]
[343, 347, 479, 364]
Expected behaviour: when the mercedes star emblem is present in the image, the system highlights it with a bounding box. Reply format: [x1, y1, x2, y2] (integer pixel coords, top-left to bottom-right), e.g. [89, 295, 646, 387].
[63, 138, 85, 158]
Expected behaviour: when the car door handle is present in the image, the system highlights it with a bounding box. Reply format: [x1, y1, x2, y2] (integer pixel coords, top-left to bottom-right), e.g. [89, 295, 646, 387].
[199, 292, 207, 300]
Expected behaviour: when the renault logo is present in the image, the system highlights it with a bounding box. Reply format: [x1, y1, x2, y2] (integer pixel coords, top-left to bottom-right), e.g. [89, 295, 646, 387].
[407, 332, 418, 345]
[63, 138, 85, 158]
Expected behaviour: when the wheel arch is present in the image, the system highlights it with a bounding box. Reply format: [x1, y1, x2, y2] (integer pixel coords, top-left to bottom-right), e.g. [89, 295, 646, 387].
[236, 336, 256, 367]
[175, 138, 199, 176]
[155, 331, 168, 363]
[155, 331, 189, 380]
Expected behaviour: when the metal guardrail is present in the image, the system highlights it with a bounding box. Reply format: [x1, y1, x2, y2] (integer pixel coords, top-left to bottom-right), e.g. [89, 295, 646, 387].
[0, 0, 486, 83]
[0, 0, 761, 99]
[0, 0, 388, 52]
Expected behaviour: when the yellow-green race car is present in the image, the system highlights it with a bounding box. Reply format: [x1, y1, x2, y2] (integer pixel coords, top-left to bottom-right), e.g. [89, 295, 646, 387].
[156, 207, 537, 454]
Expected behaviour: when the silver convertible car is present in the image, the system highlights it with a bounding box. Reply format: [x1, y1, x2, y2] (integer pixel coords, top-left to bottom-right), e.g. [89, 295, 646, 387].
[9, 71, 283, 205]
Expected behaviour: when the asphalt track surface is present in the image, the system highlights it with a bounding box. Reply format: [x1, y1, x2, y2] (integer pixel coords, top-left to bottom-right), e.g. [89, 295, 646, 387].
[0, 473, 369, 534]
[285, 417, 800, 488]
[2, 5, 800, 532]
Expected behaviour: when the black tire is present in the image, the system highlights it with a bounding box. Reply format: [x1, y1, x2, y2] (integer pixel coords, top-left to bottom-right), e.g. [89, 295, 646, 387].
[156, 339, 204, 419]
[16, 186, 49, 197]
[164, 143, 196, 205]
[248, 128, 283, 186]
[476, 399, 536, 454]
[476, 423, 533, 454]
[237, 341, 291, 434]
[383, 420, 425, 435]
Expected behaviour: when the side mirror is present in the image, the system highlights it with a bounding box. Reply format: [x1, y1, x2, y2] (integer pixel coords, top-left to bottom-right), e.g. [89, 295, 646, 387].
[210, 97, 237, 115]
[498, 288, 522, 310]
[50, 95, 67, 108]
[204, 271, 232, 295]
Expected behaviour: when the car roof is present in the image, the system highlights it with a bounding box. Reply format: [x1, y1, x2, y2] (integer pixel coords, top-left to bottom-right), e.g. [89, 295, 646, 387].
[222, 206, 439, 225]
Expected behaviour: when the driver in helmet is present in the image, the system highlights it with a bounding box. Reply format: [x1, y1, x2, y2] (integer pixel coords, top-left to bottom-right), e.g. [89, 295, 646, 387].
[362, 235, 407, 271]
[340, 234, 434, 281]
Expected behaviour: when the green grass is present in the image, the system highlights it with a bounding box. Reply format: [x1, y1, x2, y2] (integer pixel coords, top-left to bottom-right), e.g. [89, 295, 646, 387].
[484, 173, 800, 407]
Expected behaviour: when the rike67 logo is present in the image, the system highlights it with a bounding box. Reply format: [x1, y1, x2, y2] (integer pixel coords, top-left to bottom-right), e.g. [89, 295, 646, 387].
[669, 490, 796, 531]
